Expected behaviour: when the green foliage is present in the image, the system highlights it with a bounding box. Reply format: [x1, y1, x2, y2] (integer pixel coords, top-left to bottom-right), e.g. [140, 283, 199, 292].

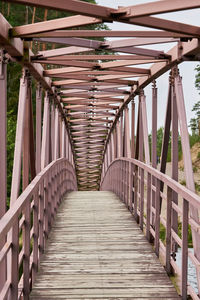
[189, 65, 200, 135]
[180, 179, 186, 186]
[195, 182, 200, 192]
[189, 134, 200, 147]
[159, 220, 193, 248]
[149, 127, 182, 163]
[1, 0, 109, 205]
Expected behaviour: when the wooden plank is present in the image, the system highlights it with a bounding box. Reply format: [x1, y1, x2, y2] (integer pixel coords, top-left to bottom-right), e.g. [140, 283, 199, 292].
[30, 191, 179, 299]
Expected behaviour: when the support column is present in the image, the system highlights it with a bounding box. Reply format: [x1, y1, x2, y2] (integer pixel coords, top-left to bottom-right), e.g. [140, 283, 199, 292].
[10, 68, 28, 204]
[61, 120, 66, 158]
[152, 80, 157, 169]
[66, 133, 69, 159]
[111, 132, 115, 162]
[0, 51, 7, 215]
[171, 70, 179, 252]
[131, 100, 135, 158]
[116, 119, 122, 157]
[36, 84, 42, 174]
[124, 106, 131, 158]
[54, 106, 60, 160]
[174, 70, 200, 294]
[51, 103, 55, 161]
[0, 49, 7, 291]
[41, 92, 50, 169]
[9, 68, 29, 300]
[22, 76, 31, 190]
[140, 90, 150, 164]
[151, 81, 157, 230]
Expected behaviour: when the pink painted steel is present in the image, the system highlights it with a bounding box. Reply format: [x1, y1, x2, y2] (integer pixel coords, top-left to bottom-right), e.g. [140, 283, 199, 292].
[140, 92, 150, 164]
[36, 85, 42, 174]
[152, 81, 157, 169]
[54, 107, 60, 160]
[131, 100, 135, 158]
[124, 106, 131, 158]
[10, 68, 28, 205]
[0, 50, 7, 293]
[100, 156, 200, 299]
[174, 73, 200, 294]
[2, 1, 200, 298]
[0, 159, 77, 299]
[41, 93, 50, 169]
[171, 72, 179, 252]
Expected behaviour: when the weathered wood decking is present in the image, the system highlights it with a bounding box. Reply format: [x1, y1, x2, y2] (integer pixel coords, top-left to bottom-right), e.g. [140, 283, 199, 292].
[30, 191, 179, 299]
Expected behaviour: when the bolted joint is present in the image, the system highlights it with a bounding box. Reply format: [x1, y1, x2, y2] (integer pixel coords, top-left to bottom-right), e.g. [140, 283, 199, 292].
[152, 79, 157, 89]
[139, 89, 144, 97]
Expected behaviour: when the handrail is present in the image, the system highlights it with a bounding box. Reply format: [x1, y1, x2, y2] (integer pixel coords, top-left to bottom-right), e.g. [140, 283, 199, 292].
[0, 158, 77, 300]
[100, 157, 200, 300]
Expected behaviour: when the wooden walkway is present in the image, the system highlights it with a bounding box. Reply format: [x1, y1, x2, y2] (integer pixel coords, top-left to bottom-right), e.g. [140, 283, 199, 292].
[30, 191, 179, 299]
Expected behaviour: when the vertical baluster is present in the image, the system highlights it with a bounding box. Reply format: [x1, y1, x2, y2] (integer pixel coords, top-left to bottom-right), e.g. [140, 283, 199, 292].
[140, 168, 144, 231]
[166, 186, 172, 274]
[155, 178, 160, 256]
[23, 200, 31, 299]
[146, 173, 151, 241]
[39, 181, 44, 261]
[134, 166, 138, 222]
[129, 163, 134, 213]
[44, 177, 49, 243]
[182, 198, 188, 299]
[32, 189, 39, 284]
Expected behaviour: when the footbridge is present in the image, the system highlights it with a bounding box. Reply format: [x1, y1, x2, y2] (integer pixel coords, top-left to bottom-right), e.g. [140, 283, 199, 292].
[0, 1, 200, 299]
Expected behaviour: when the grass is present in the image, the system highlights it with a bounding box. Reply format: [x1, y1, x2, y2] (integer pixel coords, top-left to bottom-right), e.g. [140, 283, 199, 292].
[195, 182, 200, 192]
[193, 166, 198, 173]
[180, 179, 186, 186]
[159, 220, 193, 248]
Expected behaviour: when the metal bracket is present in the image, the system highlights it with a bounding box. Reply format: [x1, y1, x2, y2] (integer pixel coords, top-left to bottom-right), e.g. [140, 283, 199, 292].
[0, 49, 8, 78]
[170, 251, 176, 261]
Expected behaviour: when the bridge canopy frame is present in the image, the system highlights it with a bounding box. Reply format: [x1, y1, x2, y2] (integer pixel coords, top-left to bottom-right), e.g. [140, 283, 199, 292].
[0, 0, 200, 299]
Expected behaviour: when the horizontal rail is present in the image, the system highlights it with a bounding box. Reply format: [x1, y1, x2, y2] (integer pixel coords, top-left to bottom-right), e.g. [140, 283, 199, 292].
[0, 158, 77, 299]
[100, 157, 200, 300]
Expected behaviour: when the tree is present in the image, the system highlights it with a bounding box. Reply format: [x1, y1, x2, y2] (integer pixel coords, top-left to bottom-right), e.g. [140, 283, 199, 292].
[189, 64, 200, 135]
[190, 101, 200, 135]
[0, 0, 110, 204]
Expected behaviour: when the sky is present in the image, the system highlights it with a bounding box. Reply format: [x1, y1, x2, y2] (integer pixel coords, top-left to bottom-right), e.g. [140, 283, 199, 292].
[97, 0, 200, 133]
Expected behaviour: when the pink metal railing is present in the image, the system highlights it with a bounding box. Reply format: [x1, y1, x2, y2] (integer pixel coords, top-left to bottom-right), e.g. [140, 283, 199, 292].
[0, 158, 77, 300]
[101, 158, 200, 300]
